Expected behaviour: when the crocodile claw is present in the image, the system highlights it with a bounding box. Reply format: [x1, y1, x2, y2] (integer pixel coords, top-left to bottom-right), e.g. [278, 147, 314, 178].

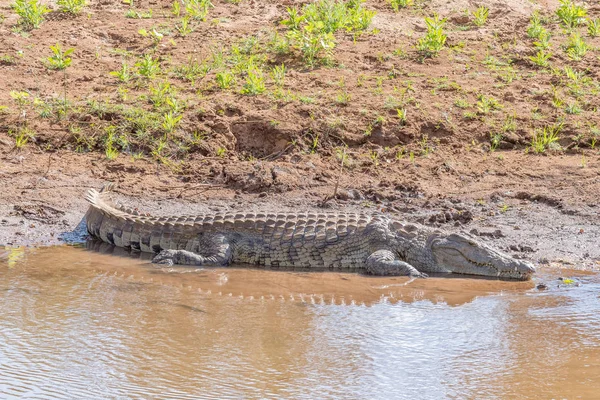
[152, 250, 175, 266]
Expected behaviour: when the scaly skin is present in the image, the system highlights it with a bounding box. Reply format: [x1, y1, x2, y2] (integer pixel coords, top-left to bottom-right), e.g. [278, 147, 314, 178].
[84, 186, 536, 280]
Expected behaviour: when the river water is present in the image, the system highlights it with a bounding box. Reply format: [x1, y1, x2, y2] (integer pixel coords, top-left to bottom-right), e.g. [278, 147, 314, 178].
[1, 245, 599, 399]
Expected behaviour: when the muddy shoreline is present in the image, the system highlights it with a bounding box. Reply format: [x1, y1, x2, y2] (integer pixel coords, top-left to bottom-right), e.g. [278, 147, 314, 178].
[1, 148, 598, 273]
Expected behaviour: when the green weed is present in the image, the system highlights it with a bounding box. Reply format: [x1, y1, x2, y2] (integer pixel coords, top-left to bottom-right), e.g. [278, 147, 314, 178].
[138, 28, 164, 47]
[527, 11, 544, 39]
[173, 56, 210, 83]
[216, 71, 235, 89]
[148, 81, 173, 108]
[530, 123, 562, 153]
[109, 63, 132, 83]
[565, 33, 587, 61]
[390, 0, 412, 12]
[396, 108, 407, 125]
[136, 54, 161, 78]
[565, 102, 582, 114]
[287, 23, 335, 67]
[10, 126, 35, 149]
[490, 132, 503, 151]
[46, 43, 74, 70]
[270, 64, 286, 86]
[335, 90, 351, 105]
[472, 6, 489, 27]
[241, 68, 266, 95]
[281, 6, 305, 30]
[183, 0, 213, 21]
[476, 95, 502, 114]
[533, 28, 551, 49]
[162, 111, 182, 133]
[0, 54, 16, 65]
[12, 0, 49, 30]
[57, 0, 86, 14]
[502, 113, 516, 132]
[176, 15, 196, 37]
[126, 9, 153, 18]
[416, 14, 447, 58]
[454, 98, 470, 109]
[528, 50, 551, 67]
[556, 0, 586, 30]
[588, 18, 600, 37]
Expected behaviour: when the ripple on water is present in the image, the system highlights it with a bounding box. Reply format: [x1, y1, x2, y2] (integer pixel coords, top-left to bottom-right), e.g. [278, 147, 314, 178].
[0, 246, 599, 400]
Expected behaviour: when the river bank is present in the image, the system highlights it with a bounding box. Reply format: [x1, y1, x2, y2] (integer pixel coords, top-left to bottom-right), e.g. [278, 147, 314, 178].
[1, 144, 599, 272]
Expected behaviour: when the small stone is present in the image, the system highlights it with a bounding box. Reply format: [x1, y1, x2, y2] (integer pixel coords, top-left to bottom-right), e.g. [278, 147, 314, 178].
[536, 283, 548, 290]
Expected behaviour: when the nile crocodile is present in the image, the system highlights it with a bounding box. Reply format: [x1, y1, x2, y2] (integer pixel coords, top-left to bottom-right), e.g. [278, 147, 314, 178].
[84, 186, 535, 280]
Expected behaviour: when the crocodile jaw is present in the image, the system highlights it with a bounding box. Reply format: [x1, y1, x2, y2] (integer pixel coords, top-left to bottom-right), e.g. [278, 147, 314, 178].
[429, 233, 536, 280]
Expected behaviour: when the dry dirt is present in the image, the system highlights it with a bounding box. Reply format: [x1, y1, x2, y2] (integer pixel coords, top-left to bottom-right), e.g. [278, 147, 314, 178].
[0, 0, 599, 273]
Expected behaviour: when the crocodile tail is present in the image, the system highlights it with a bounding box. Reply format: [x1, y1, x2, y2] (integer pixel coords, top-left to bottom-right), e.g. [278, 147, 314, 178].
[85, 183, 127, 218]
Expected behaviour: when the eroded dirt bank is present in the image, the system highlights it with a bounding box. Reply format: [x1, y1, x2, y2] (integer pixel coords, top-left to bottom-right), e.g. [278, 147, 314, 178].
[1, 145, 599, 272]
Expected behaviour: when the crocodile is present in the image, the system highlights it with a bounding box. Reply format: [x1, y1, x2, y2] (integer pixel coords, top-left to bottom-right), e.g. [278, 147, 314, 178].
[84, 186, 535, 280]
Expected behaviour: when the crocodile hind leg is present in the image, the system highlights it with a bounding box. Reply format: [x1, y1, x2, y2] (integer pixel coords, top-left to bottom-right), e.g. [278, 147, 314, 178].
[152, 234, 232, 267]
[365, 250, 428, 278]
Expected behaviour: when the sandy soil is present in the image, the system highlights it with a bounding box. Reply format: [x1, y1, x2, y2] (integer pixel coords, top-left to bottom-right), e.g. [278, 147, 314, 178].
[0, 0, 599, 272]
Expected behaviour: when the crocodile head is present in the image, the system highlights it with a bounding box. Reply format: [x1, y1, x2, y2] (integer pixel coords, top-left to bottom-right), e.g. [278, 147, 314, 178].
[425, 232, 535, 280]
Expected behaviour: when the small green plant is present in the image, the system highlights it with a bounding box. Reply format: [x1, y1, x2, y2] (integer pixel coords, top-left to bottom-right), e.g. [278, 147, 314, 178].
[390, 0, 413, 12]
[10, 126, 35, 149]
[136, 54, 161, 78]
[476, 95, 502, 114]
[10, 91, 29, 127]
[490, 132, 503, 151]
[0, 54, 16, 65]
[416, 14, 447, 58]
[287, 23, 336, 67]
[12, 0, 49, 30]
[565, 33, 587, 61]
[528, 50, 551, 67]
[173, 57, 210, 83]
[281, 6, 305, 30]
[530, 123, 562, 153]
[172, 0, 181, 16]
[472, 6, 489, 27]
[396, 108, 407, 125]
[46, 43, 74, 70]
[241, 68, 265, 95]
[502, 114, 516, 132]
[109, 63, 132, 83]
[565, 102, 582, 115]
[162, 111, 182, 133]
[527, 11, 544, 38]
[216, 147, 227, 157]
[138, 28, 164, 46]
[335, 90, 351, 105]
[215, 71, 235, 89]
[270, 64, 286, 86]
[176, 15, 195, 37]
[184, 0, 213, 21]
[57, 0, 86, 14]
[454, 98, 470, 109]
[588, 18, 600, 37]
[531, 26, 551, 49]
[556, 0, 586, 30]
[126, 8, 153, 18]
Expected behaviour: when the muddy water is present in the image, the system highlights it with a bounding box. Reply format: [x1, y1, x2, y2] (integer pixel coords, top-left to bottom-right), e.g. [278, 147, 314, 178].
[1, 246, 599, 399]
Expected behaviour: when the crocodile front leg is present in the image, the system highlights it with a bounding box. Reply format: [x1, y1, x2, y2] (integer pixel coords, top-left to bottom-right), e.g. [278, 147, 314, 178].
[152, 234, 232, 267]
[365, 250, 428, 278]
